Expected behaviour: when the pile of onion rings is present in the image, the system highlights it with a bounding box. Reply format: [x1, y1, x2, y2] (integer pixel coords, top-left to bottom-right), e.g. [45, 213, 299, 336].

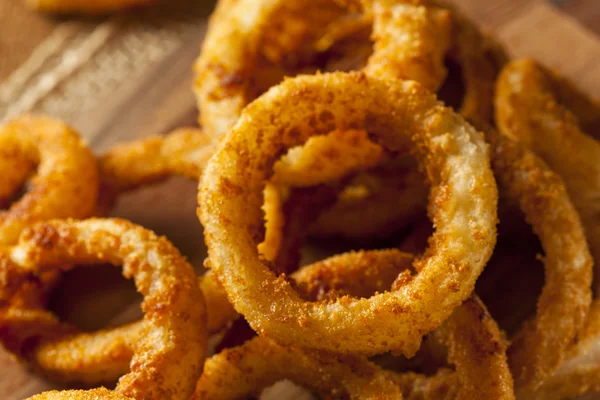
[5, 0, 600, 399]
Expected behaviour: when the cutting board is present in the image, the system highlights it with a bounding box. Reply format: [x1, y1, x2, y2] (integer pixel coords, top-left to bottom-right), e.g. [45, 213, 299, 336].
[2, 0, 600, 398]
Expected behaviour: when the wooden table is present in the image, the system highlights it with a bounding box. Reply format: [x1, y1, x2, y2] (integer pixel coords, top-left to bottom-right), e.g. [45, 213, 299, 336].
[1, 0, 600, 398]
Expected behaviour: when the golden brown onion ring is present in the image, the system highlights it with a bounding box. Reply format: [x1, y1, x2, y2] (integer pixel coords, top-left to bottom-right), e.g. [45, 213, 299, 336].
[195, 0, 451, 139]
[26, 388, 132, 400]
[200, 71, 498, 356]
[483, 124, 593, 392]
[194, 250, 514, 399]
[24, 0, 154, 14]
[99, 128, 213, 193]
[496, 59, 600, 295]
[192, 336, 404, 400]
[0, 219, 206, 399]
[0, 115, 98, 245]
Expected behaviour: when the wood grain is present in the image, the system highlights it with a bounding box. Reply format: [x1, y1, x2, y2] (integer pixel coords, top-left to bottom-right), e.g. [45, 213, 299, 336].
[1, 1, 600, 399]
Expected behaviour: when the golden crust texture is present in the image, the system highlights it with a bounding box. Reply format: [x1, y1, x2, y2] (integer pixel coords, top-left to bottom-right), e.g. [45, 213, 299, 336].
[0, 219, 207, 399]
[192, 336, 404, 400]
[26, 388, 132, 400]
[200, 71, 498, 356]
[0, 115, 98, 246]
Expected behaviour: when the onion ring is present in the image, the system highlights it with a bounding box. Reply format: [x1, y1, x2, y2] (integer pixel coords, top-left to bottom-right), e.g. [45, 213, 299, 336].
[482, 124, 593, 392]
[194, 250, 514, 399]
[0, 115, 98, 245]
[26, 388, 132, 400]
[195, 0, 452, 139]
[192, 336, 404, 400]
[24, 0, 154, 14]
[0, 218, 206, 399]
[98, 128, 213, 212]
[200, 71, 498, 356]
[496, 59, 600, 294]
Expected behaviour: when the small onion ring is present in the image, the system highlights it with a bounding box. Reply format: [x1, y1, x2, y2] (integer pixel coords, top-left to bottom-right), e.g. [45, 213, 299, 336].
[26, 388, 132, 400]
[496, 59, 600, 294]
[200, 71, 498, 356]
[0, 115, 98, 245]
[0, 219, 206, 399]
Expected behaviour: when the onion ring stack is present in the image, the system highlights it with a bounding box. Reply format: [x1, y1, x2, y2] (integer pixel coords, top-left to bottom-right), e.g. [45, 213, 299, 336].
[8, 0, 600, 399]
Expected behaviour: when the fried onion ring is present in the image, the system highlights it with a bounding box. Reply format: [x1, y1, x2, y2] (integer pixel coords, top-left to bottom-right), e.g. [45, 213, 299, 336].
[192, 336, 404, 400]
[195, 0, 451, 139]
[0, 115, 98, 245]
[24, 0, 154, 14]
[200, 71, 498, 356]
[483, 124, 593, 392]
[0, 219, 206, 399]
[194, 250, 514, 399]
[496, 59, 600, 294]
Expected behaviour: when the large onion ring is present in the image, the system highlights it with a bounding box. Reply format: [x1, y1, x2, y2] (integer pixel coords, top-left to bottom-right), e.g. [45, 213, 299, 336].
[200, 71, 498, 356]
[0, 115, 98, 245]
[0, 219, 206, 399]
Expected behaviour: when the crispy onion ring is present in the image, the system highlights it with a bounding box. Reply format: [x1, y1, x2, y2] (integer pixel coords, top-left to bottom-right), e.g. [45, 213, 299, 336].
[200, 71, 498, 356]
[99, 128, 213, 193]
[496, 59, 600, 294]
[195, 0, 452, 139]
[483, 124, 593, 392]
[0, 115, 98, 245]
[194, 250, 514, 399]
[192, 336, 404, 400]
[0, 219, 206, 399]
[24, 0, 154, 14]
[26, 388, 132, 400]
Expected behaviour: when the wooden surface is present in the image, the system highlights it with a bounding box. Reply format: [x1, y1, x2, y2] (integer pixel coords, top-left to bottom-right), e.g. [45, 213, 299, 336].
[2, 0, 600, 398]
